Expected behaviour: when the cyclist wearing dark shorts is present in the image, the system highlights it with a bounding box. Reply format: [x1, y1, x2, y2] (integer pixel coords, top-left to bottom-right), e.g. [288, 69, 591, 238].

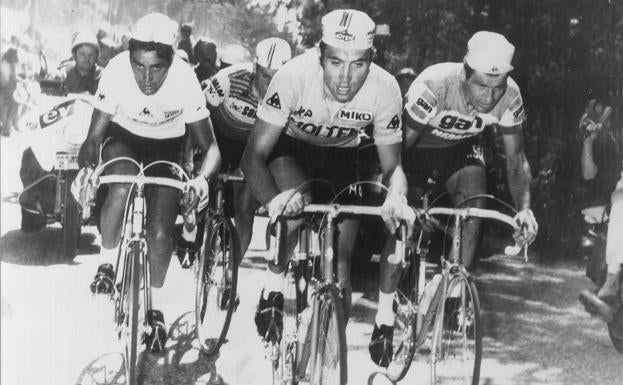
[369, 31, 539, 367]
[241, 9, 414, 343]
[78, 13, 221, 350]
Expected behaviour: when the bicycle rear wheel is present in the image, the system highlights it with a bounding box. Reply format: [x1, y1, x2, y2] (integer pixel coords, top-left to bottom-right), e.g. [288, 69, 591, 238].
[123, 242, 142, 385]
[430, 272, 482, 385]
[310, 285, 347, 385]
[387, 247, 420, 381]
[195, 214, 240, 355]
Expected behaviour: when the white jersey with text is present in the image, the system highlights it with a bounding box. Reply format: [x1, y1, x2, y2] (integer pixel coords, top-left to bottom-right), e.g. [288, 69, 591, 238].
[94, 51, 210, 139]
[202, 62, 258, 141]
[256, 48, 403, 148]
[404, 62, 525, 148]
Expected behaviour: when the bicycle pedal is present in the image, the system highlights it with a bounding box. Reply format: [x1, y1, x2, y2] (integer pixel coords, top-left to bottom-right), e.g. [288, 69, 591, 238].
[90, 274, 114, 295]
[143, 310, 167, 353]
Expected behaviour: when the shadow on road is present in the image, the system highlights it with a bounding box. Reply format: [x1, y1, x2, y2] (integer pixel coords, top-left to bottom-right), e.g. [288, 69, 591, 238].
[0, 228, 99, 265]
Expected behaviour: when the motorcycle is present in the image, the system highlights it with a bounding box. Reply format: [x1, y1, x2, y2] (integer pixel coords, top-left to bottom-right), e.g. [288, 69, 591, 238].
[578, 205, 623, 353]
[17, 92, 94, 259]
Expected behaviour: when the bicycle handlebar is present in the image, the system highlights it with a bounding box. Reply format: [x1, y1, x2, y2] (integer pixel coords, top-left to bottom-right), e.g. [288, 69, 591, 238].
[424, 207, 519, 230]
[216, 172, 245, 183]
[303, 203, 383, 217]
[97, 174, 187, 192]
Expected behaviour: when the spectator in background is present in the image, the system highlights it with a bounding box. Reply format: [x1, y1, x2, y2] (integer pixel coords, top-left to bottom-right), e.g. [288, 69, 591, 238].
[193, 40, 218, 83]
[177, 24, 196, 65]
[62, 31, 102, 94]
[0, 36, 19, 136]
[395, 67, 417, 96]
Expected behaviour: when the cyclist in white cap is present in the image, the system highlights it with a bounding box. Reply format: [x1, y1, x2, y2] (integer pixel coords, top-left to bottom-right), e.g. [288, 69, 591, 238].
[241, 9, 413, 344]
[177, 38, 292, 296]
[369, 31, 538, 367]
[78, 12, 221, 353]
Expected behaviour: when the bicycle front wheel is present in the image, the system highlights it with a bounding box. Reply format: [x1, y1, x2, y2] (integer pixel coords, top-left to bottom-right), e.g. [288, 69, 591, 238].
[195, 214, 240, 355]
[310, 285, 347, 385]
[124, 242, 142, 385]
[430, 272, 482, 385]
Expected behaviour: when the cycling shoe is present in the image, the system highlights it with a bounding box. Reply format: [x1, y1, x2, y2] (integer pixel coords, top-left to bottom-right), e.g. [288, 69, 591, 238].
[90, 263, 115, 295]
[176, 238, 197, 269]
[369, 323, 394, 367]
[143, 309, 167, 353]
[254, 290, 284, 343]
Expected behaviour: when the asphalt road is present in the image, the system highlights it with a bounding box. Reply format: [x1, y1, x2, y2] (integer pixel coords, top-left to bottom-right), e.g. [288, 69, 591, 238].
[2, 132, 623, 385]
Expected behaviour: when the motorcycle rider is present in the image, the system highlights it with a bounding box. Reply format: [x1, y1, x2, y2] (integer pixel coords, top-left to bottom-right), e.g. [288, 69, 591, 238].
[62, 31, 102, 95]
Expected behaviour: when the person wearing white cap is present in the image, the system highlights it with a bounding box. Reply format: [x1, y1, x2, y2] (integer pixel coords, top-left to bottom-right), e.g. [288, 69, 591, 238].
[62, 30, 102, 94]
[177, 37, 292, 289]
[241, 9, 412, 345]
[371, 30, 538, 367]
[77, 12, 221, 353]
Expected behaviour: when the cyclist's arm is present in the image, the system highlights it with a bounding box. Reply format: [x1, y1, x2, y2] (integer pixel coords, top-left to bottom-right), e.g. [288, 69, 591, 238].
[240, 118, 283, 206]
[187, 117, 221, 181]
[581, 135, 599, 180]
[78, 108, 112, 167]
[377, 142, 408, 196]
[403, 119, 426, 151]
[502, 127, 532, 210]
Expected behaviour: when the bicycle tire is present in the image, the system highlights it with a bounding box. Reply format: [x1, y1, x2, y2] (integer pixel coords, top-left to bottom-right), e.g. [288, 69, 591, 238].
[387, 247, 420, 381]
[62, 170, 81, 259]
[124, 242, 141, 385]
[310, 285, 347, 385]
[430, 272, 482, 385]
[272, 261, 299, 385]
[195, 214, 240, 355]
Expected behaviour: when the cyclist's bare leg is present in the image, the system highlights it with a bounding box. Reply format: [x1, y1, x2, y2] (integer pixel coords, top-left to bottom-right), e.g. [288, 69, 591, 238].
[445, 165, 486, 269]
[145, 185, 180, 288]
[265, 156, 309, 274]
[99, 142, 138, 249]
[233, 179, 260, 264]
[336, 217, 360, 318]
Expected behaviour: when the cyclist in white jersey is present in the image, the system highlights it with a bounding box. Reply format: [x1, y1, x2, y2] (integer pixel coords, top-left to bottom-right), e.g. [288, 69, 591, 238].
[369, 31, 538, 367]
[77, 13, 221, 353]
[241, 9, 414, 343]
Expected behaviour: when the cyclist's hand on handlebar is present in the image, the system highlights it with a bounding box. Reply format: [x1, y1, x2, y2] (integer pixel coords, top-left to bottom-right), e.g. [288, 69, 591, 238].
[381, 192, 415, 238]
[513, 208, 538, 247]
[78, 139, 99, 168]
[188, 176, 209, 206]
[266, 188, 311, 223]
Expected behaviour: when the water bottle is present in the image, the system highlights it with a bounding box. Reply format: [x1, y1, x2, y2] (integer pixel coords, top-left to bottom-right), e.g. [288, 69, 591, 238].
[418, 274, 442, 316]
[297, 307, 312, 344]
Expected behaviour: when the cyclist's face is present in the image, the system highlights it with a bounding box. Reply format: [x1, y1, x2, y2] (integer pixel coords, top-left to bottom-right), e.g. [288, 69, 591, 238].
[463, 70, 507, 113]
[254, 64, 278, 99]
[321, 45, 371, 103]
[74, 45, 98, 74]
[130, 50, 170, 95]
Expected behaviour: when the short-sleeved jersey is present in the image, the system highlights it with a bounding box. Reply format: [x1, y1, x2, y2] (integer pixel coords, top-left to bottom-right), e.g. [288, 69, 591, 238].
[256, 48, 403, 148]
[202, 62, 259, 141]
[404, 62, 525, 148]
[94, 51, 210, 139]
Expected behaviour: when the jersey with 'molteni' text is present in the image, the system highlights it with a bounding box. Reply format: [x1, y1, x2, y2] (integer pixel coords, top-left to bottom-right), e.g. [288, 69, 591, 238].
[404, 62, 525, 148]
[256, 48, 403, 148]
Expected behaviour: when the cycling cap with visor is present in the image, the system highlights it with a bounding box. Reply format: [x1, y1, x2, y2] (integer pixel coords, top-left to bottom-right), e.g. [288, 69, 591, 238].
[71, 31, 99, 55]
[255, 38, 291, 70]
[321, 9, 375, 50]
[464, 31, 514, 75]
[132, 12, 178, 47]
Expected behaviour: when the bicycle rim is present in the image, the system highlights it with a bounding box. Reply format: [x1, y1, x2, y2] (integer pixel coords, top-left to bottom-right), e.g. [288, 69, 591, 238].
[273, 262, 299, 385]
[124, 242, 141, 385]
[310, 285, 347, 385]
[195, 215, 240, 355]
[387, 250, 419, 381]
[430, 273, 481, 385]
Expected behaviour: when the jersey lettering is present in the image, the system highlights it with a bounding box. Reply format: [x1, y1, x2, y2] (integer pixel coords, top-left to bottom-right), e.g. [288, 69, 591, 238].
[438, 115, 483, 131]
[416, 97, 433, 113]
[266, 92, 282, 109]
[338, 108, 372, 122]
[293, 106, 313, 117]
[430, 129, 469, 140]
[294, 120, 354, 138]
[40, 100, 75, 128]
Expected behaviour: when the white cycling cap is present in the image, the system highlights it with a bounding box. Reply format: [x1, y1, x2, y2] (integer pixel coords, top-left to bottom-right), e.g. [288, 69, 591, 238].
[133, 13, 178, 47]
[255, 38, 291, 70]
[220, 44, 251, 66]
[321, 9, 375, 50]
[71, 31, 99, 54]
[464, 31, 514, 75]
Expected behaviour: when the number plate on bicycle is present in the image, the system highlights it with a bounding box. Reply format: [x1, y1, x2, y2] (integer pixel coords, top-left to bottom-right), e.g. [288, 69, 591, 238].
[54, 152, 79, 170]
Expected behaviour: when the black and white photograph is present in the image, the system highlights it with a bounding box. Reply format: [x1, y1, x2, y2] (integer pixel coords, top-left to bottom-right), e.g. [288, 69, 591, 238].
[1, 0, 623, 384]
